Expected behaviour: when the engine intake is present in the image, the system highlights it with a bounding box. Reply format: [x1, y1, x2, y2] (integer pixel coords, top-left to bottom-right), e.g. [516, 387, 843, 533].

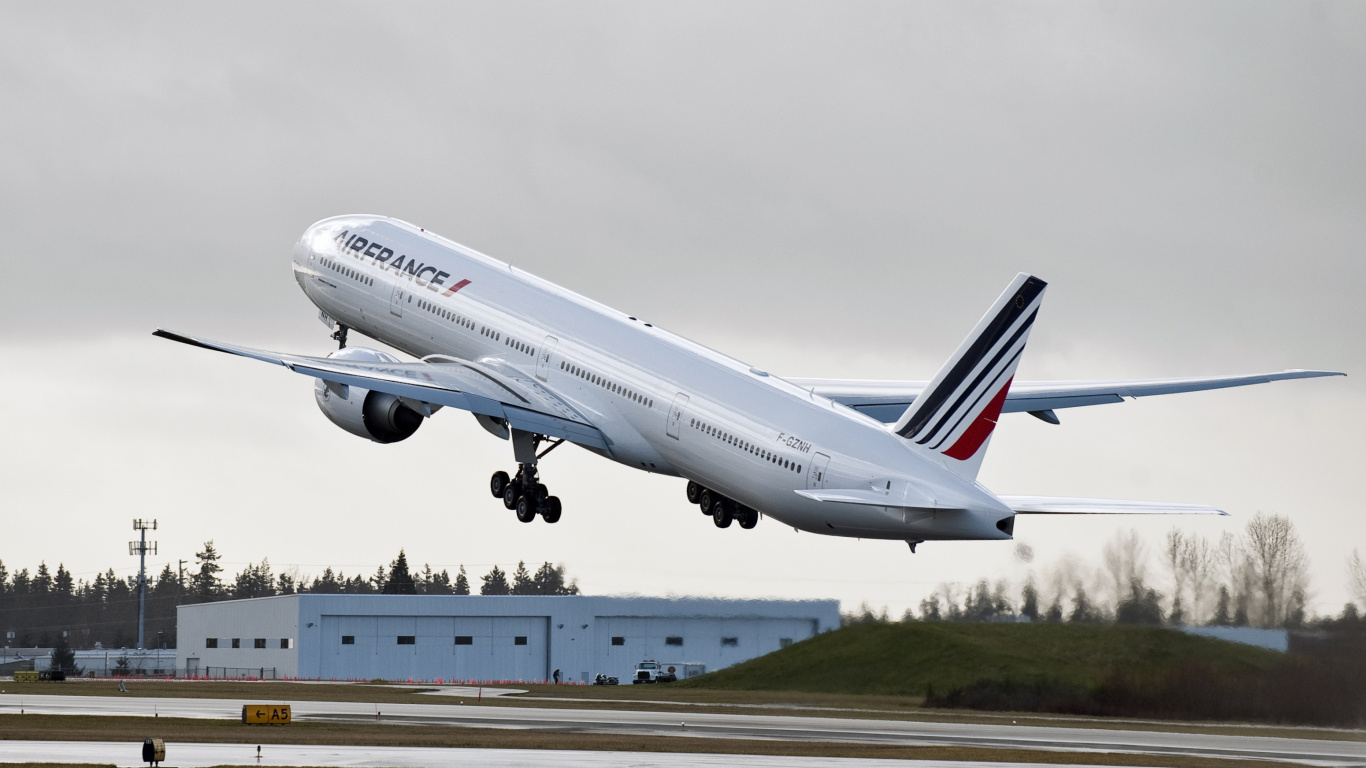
[313, 347, 425, 444]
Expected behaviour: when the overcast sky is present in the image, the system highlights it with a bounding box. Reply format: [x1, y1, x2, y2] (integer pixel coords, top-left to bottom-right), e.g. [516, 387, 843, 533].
[2, 2, 1362, 618]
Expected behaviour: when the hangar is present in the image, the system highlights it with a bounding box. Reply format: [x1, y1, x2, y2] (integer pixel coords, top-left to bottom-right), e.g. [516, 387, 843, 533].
[176, 594, 839, 683]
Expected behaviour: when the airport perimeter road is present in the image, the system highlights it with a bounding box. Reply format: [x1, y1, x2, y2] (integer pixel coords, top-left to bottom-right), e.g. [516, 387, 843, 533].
[0, 740, 1123, 768]
[1, 694, 1362, 767]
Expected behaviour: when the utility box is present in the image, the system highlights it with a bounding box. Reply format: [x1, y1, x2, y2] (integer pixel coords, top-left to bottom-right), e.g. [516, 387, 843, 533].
[141, 737, 165, 765]
[242, 704, 292, 724]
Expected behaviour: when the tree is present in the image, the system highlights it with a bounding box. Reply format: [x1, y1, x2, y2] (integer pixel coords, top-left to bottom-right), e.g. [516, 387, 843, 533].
[480, 565, 510, 595]
[1348, 549, 1366, 609]
[1069, 584, 1101, 623]
[1164, 529, 1186, 620]
[1020, 579, 1039, 621]
[384, 551, 416, 595]
[510, 561, 535, 595]
[453, 565, 470, 596]
[918, 594, 942, 621]
[234, 560, 276, 599]
[192, 542, 224, 600]
[49, 635, 79, 676]
[309, 568, 342, 594]
[1102, 529, 1148, 612]
[1116, 579, 1164, 625]
[1243, 513, 1310, 627]
[1181, 534, 1215, 625]
[532, 562, 578, 595]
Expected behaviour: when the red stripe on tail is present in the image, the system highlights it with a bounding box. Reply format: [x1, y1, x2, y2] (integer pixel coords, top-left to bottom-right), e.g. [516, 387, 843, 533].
[942, 377, 1013, 461]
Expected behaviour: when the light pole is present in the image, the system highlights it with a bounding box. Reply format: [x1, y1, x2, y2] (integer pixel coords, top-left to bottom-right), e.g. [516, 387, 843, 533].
[130, 520, 157, 650]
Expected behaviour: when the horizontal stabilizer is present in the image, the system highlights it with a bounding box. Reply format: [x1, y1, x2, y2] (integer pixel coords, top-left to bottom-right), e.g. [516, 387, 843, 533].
[794, 488, 945, 510]
[1000, 495, 1228, 516]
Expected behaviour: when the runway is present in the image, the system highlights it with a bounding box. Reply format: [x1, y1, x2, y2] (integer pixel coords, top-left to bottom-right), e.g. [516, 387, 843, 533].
[0, 740, 1126, 768]
[1, 694, 1362, 766]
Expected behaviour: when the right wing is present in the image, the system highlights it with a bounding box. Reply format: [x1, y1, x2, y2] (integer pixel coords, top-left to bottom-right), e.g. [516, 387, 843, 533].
[153, 330, 609, 451]
[788, 370, 1345, 424]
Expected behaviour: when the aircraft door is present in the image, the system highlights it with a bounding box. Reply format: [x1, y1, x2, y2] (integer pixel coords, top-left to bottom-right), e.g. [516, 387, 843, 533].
[666, 393, 689, 439]
[807, 453, 831, 490]
[537, 336, 558, 381]
[389, 281, 407, 317]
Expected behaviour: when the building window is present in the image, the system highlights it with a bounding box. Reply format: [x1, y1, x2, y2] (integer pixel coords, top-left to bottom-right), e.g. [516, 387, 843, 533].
[205, 638, 218, 649]
[779, 638, 793, 648]
[341, 636, 355, 645]
[665, 636, 683, 646]
[397, 636, 416, 645]
[514, 636, 528, 646]
[454, 636, 473, 645]
[611, 636, 625, 646]
[231, 638, 241, 649]
[721, 637, 738, 647]
[280, 638, 292, 649]
[254, 638, 266, 649]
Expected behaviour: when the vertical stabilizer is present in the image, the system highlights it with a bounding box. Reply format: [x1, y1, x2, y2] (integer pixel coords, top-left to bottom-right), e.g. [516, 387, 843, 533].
[892, 273, 1047, 480]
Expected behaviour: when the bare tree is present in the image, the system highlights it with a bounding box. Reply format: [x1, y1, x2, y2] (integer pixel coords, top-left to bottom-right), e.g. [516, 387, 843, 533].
[1182, 534, 1215, 625]
[1103, 529, 1149, 610]
[1164, 529, 1187, 623]
[1243, 512, 1310, 628]
[1348, 549, 1366, 608]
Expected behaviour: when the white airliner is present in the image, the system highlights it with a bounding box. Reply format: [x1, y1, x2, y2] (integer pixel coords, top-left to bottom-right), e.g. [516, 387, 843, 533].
[157, 216, 1343, 550]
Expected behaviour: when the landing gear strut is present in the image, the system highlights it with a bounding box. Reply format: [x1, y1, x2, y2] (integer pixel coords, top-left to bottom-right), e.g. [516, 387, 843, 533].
[331, 323, 349, 349]
[489, 432, 562, 524]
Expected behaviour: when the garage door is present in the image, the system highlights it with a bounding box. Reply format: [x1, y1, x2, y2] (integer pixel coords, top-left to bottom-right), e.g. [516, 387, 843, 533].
[319, 615, 548, 682]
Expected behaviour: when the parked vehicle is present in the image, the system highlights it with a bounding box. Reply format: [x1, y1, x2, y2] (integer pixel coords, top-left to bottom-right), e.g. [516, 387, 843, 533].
[632, 660, 677, 684]
[593, 673, 619, 685]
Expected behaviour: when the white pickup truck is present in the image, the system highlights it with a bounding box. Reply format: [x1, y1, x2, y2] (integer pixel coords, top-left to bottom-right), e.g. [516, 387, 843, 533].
[631, 660, 676, 684]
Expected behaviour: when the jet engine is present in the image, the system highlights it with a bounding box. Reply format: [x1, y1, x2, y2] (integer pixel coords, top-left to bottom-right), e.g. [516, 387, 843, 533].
[313, 347, 425, 444]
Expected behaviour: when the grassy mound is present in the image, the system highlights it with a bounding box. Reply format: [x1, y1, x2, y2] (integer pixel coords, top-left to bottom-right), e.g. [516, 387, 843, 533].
[678, 622, 1281, 697]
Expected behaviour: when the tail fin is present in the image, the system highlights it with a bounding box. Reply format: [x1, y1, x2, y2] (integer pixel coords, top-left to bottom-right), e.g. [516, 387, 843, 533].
[892, 273, 1047, 479]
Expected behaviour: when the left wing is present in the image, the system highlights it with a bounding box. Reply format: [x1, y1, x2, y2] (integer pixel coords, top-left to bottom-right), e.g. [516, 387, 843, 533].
[788, 370, 1345, 424]
[153, 330, 609, 450]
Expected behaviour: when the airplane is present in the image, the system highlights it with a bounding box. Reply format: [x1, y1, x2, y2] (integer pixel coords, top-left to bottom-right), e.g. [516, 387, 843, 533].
[156, 215, 1344, 551]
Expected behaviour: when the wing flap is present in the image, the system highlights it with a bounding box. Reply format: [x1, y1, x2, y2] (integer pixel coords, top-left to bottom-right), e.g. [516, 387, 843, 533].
[1000, 495, 1228, 515]
[154, 329, 609, 451]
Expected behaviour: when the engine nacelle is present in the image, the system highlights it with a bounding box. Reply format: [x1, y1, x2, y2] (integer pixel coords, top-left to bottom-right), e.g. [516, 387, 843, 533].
[313, 347, 424, 444]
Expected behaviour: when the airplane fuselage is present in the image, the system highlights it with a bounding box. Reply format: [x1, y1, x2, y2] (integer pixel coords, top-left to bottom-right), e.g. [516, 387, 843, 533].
[292, 215, 1016, 542]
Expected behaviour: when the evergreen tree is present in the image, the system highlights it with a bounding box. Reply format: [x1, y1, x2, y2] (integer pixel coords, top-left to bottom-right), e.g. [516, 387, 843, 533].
[384, 550, 416, 594]
[369, 564, 388, 593]
[1115, 579, 1164, 624]
[510, 561, 535, 595]
[33, 562, 53, 596]
[453, 566, 470, 595]
[480, 565, 510, 595]
[918, 594, 942, 621]
[277, 572, 296, 595]
[192, 541, 224, 601]
[53, 564, 74, 601]
[1069, 585, 1101, 623]
[531, 562, 578, 595]
[49, 635, 79, 676]
[310, 568, 342, 594]
[233, 560, 276, 599]
[1044, 599, 1064, 623]
[1212, 585, 1233, 625]
[1020, 580, 1039, 621]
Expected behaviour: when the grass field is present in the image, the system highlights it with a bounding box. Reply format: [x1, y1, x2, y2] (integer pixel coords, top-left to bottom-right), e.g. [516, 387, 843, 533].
[677, 622, 1282, 696]
[0, 714, 1318, 768]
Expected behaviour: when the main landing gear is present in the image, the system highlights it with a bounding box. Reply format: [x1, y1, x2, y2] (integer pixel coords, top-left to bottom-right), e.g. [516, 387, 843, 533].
[489, 430, 564, 524]
[331, 323, 349, 349]
[686, 481, 759, 530]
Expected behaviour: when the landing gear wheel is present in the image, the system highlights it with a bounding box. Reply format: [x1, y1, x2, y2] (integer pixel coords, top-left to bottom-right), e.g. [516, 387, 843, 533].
[712, 499, 733, 528]
[503, 483, 521, 510]
[541, 496, 562, 523]
[535, 483, 549, 503]
[698, 489, 715, 516]
[686, 481, 702, 505]
[515, 495, 538, 523]
[490, 471, 511, 499]
[738, 506, 759, 529]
